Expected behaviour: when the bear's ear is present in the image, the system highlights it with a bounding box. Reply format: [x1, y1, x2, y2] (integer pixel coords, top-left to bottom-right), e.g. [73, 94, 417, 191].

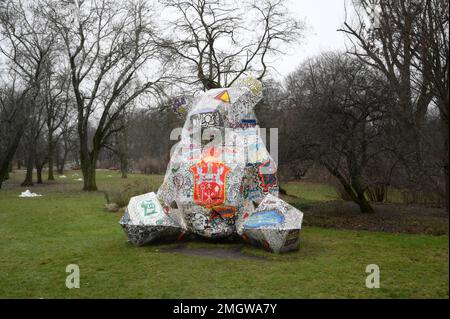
[172, 96, 194, 119]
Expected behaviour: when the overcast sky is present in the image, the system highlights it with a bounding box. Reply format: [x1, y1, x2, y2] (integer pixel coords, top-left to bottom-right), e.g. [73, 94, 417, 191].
[0, 0, 351, 85]
[271, 0, 348, 79]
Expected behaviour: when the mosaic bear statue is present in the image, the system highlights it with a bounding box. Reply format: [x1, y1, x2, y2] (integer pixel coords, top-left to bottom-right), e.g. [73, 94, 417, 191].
[119, 77, 303, 253]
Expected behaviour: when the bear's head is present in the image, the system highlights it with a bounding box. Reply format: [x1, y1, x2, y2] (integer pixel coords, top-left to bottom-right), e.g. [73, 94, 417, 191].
[173, 77, 263, 135]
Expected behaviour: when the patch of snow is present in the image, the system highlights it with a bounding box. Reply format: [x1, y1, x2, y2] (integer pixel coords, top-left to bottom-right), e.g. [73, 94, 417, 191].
[19, 189, 42, 197]
[58, 175, 67, 178]
[74, 178, 83, 181]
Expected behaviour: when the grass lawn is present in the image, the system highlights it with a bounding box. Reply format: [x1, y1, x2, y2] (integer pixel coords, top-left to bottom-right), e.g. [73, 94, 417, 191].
[0, 170, 448, 298]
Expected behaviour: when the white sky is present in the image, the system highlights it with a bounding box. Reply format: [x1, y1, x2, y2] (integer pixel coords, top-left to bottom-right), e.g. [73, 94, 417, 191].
[0, 0, 351, 86]
[271, 0, 348, 79]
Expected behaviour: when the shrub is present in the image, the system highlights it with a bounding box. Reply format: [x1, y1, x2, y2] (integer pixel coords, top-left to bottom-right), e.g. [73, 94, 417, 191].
[366, 184, 387, 203]
[135, 157, 167, 174]
[104, 179, 158, 208]
[400, 189, 445, 208]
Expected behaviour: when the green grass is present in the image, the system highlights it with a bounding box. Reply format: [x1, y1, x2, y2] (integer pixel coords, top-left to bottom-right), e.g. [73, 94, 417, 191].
[0, 170, 448, 298]
[283, 181, 338, 201]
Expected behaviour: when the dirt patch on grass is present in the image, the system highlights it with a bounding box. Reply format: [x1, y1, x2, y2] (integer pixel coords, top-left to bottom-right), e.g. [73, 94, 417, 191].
[161, 243, 267, 260]
[294, 200, 449, 235]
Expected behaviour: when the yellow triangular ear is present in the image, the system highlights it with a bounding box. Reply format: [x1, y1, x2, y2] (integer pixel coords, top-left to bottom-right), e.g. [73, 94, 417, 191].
[215, 90, 230, 103]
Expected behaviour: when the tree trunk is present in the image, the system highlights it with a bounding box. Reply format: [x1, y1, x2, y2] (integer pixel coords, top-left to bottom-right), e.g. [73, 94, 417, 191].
[119, 145, 128, 179]
[47, 133, 55, 180]
[81, 148, 98, 191]
[355, 189, 375, 214]
[56, 143, 67, 175]
[75, 155, 80, 166]
[0, 167, 8, 188]
[0, 129, 25, 189]
[120, 156, 128, 179]
[21, 149, 35, 187]
[57, 160, 65, 175]
[118, 124, 128, 179]
[4, 167, 10, 181]
[325, 164, 375, 214]
[442, 116, 449, 212]
[55, 144, 61, 174]
[4, 162, 12, 180]
[351, 176, 375, 214]
[36, 165, 43, 184]
[82, 160, 97, 191]
[444, 160, 449, 212]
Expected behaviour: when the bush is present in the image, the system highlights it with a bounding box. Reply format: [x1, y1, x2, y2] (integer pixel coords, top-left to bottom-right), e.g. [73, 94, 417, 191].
[70, 163, 81, 170]
[104, 179, 158, 208]
[400, 189, 445, 208]
[135, 157, 166, 174]
[366, 184, 387, 203]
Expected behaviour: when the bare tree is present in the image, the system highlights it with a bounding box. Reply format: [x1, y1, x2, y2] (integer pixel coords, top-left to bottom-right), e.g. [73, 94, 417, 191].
[413, 0, 449, 210]
[0, 79, 28, 188]
[44, 0, 170, 190]
[20, 95, 46, 186]
[0, 0, 55, 188]
[161, 0, 303, 89]
[339, 0, 448, 210]
[35, 134, 48, 184]
[286, 53, 396, 213]
[43, 67, 70, 181]
[56, 114, 78, 175]
[103, 110, 130, 178]
[340, 0, 432, 127]
[123, 104, 183, 174]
